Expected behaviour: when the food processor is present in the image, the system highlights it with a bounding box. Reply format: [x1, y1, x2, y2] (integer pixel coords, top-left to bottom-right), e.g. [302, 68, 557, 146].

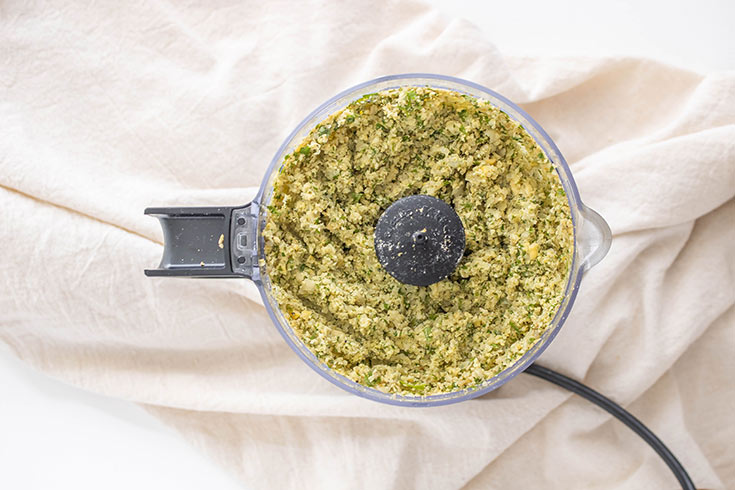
[145, 73, 611, 406]
[143, 74, 694, 489]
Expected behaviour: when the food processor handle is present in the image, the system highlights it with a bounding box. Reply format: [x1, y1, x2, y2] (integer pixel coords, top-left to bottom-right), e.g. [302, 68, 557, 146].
[144, 203, 258, 278]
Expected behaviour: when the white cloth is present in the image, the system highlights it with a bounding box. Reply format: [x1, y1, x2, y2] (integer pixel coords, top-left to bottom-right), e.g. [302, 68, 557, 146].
[1, 1, 733, 489]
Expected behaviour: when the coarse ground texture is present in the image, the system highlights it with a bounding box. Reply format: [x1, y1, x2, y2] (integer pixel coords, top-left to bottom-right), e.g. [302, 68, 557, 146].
[263, 87, 573, 396]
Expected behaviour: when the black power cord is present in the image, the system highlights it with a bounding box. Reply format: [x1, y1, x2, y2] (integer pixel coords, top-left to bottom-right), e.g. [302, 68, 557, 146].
[525, 364, 696, 490]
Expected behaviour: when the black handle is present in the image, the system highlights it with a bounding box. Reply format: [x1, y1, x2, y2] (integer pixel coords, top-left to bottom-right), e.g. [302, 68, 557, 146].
[144, 203, 256, 278]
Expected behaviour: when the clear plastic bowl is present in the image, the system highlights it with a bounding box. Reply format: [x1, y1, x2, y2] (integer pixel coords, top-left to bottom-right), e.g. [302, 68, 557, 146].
[148, 74, 612, 407]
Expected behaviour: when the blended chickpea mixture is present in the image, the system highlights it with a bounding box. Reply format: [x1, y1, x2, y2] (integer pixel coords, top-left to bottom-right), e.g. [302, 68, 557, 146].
[263, 87, 573, 396]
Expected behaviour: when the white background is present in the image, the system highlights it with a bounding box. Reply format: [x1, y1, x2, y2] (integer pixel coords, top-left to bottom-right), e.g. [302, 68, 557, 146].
[1, 1, 732, 488]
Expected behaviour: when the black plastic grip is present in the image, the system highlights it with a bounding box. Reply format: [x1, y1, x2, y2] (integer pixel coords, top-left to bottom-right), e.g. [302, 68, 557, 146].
[144, 204, 256, 278]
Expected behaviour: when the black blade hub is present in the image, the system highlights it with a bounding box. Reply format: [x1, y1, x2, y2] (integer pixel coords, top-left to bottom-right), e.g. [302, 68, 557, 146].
[374, 195, 465, 286]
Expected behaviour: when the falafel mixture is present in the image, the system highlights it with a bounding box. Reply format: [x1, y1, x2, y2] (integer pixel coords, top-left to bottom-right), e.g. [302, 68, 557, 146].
[263, 87, 573, 396]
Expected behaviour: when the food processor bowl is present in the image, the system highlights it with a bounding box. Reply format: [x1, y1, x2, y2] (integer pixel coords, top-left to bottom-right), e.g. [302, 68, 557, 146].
[145, 74, 612, 407]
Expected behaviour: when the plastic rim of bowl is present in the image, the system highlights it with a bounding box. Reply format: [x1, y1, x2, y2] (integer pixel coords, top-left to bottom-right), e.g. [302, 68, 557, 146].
[254, 74, 586, 407]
